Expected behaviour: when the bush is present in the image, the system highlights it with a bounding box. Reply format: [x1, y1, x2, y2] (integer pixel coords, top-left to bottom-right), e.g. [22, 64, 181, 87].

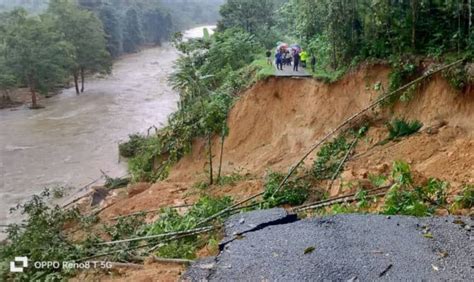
[312, 136, 351, 180]
[0, 192, 83, 281]
[262, 172, 309, 208]
[386, 118, 423, 140]
[119, 134, 147, 158]
[453, 184, 474, 209]
[382, 161, 448, 216]
[145, 196, 232, 259]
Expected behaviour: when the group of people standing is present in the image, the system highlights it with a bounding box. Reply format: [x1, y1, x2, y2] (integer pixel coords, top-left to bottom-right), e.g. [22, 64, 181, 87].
[267, 46, 316, 73]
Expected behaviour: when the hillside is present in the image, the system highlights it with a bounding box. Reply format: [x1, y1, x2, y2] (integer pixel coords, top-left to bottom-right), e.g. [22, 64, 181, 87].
[102, 64, 473, 219]
[78, 64, 474, 280]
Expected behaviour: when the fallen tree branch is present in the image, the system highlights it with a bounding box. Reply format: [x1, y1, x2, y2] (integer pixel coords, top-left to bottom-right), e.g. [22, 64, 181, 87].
[294, 188, 389, 213]
[150, 255, 194, 264]
[146, 226, 218, 252]
[272, 59, 465, 196]
[97, 226, 214, 246]
[196, 192, 264, 227]
[111, 204, 192, 220]
[327, 137, 359, 191]
[293, 185, 391, 212]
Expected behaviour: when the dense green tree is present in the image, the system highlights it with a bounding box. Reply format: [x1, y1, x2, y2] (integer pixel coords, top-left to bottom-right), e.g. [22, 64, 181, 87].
[218, 0, 275, 34]
[271, 0, 474, 69]
[0, 53, 17, 100]
[1, 9, 74, 108]
[123, 7, 144, 53]
[98, 3, 122, 57]
[48, 0, 111, 94]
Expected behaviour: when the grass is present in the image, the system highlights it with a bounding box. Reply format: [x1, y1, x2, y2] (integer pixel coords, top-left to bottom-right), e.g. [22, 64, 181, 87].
[306, 64, 348, 83]
[452, 184, 474, 210]
[262, 171, 309, 208]
[312, 135, 352, 180]
[250, 56, 275, 80]
[386, 118, 423, 140]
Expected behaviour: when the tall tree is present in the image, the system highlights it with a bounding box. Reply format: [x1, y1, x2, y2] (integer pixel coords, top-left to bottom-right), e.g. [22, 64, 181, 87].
[123, 7, 144, 53]
[1, 9, 74, 108]
[99, 3, 122, 57]
[48, 0, 111, 94]
[218, 0, 274, 34]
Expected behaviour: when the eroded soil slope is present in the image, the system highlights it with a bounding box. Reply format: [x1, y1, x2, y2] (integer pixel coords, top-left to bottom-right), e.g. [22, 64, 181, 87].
[103, 64, 474, 220]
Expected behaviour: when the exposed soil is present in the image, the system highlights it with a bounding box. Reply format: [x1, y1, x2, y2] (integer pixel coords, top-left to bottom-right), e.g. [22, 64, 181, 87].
[79, 64, 473, 281]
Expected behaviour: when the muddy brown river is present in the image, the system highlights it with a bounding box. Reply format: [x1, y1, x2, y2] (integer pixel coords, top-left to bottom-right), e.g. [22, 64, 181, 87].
[0, 26, 215, 225]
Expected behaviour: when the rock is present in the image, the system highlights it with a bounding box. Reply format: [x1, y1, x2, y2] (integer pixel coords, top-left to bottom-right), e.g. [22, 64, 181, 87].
[90, 186, 109, 207]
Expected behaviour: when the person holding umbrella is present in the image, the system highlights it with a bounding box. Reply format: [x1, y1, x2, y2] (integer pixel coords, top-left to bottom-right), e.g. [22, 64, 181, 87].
[275, 50, 283, 70]
[293, 49, 300, 72]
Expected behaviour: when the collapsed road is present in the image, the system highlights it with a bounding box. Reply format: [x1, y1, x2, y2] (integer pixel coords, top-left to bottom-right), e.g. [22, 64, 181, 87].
[183, 209, 473, 281]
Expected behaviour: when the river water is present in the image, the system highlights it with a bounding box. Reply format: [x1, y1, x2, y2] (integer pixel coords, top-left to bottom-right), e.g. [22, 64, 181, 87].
[0, 25, 215, 225]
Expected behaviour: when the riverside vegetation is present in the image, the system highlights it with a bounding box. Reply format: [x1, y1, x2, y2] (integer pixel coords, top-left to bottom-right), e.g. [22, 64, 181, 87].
[1, 0, 473, 280]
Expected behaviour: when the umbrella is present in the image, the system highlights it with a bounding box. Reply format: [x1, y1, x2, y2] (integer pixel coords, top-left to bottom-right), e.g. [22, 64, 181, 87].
[290, 44, 301, 52]
[277, 42, 288, 51]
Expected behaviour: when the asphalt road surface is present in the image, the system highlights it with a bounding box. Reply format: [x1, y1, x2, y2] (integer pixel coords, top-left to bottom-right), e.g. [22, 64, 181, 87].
[183, 209, 473, 281]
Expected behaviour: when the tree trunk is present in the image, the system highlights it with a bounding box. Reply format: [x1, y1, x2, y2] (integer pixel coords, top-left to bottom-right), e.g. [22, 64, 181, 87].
[30, 85, 37, 109]
[208, 133, 213, 185]
[217, 133, 225, 183]
[80, 67, 85, 93]
[73, 72, 80, 95]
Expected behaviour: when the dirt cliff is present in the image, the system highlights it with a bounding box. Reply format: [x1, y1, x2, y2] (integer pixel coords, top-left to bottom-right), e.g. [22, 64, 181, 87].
[102, 64, 473, 220]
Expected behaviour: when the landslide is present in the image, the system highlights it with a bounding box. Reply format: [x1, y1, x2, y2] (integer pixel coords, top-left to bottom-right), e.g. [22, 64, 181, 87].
[103, 64, 474, 219]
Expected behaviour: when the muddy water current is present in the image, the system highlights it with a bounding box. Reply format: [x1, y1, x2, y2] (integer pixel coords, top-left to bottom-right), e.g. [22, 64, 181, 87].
[0, 25, 215, 225]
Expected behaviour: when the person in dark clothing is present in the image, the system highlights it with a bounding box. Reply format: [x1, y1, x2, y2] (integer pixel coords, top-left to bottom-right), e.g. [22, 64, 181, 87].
[310, 55, 316, 72]
[275, 51, 283, 70]
[293, 51, 300, 72]
[266, 50, 272, 65]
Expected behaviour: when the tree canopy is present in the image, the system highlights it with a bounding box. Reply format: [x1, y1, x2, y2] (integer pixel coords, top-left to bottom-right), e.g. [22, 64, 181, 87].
[48, 0, 111, 94]
[0, 9, 74, 108]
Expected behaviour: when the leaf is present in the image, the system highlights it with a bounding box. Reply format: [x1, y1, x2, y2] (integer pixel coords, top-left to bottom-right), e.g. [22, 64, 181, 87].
[304, 246, 315, 254]
[423, 232, 433, 239]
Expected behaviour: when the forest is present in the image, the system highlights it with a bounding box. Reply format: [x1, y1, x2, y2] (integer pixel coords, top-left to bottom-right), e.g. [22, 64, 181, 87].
[0, 0, 221, 108]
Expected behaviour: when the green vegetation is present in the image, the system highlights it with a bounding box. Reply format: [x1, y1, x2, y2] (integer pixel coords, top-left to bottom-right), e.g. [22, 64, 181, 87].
[81, 0, 173, 56]
[146, 196, 232, 259]
[251, 56, 276, 80]
[0, 9, 74, 108]
[312, 126, 367, 180]
[48, 0, 111, 94]
[312, 136, 352, 180]
[386, 118, 423, 140]
[310, 161, 454, 217]
[219, 0, 472, 86]
[262, 172, 309, 208]
[0, 189, 233, 280]
[0, 191, 84, 281]
[453, 184, 474, 209]
[382, 161, 448, 216]
[123, 28, 266, 182]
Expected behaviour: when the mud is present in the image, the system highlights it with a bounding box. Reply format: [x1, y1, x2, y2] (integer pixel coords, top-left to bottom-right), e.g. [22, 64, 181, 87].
[0, 26, 215, 226]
